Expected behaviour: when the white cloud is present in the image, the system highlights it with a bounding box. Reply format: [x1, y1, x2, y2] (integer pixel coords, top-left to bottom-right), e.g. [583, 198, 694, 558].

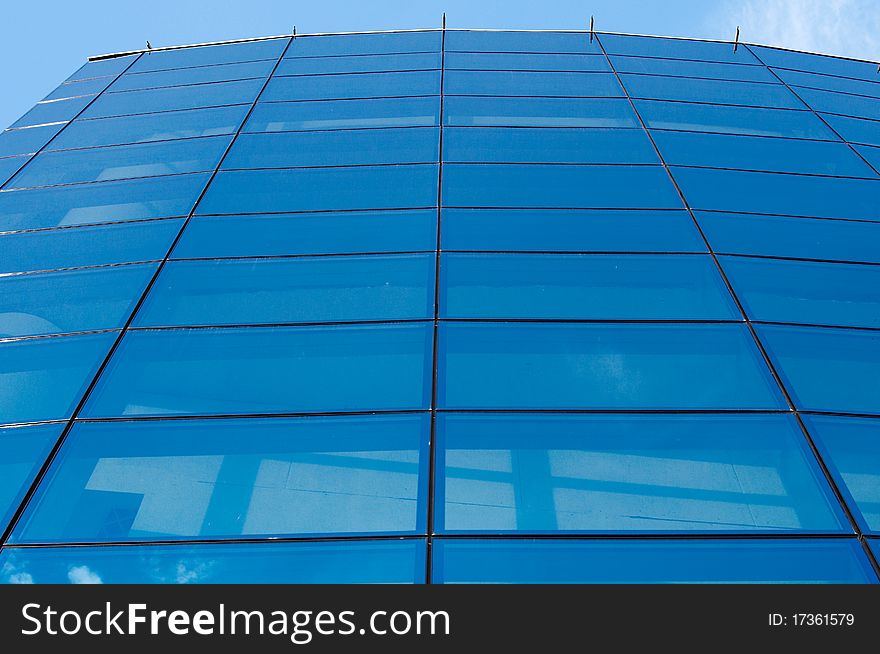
[67, 565, 103, 585]
[714, 0, 880, 61]
[1, 561, 34, 585]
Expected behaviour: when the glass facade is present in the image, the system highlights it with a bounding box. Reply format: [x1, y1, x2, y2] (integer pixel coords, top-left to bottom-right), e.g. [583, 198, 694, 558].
[0, 30, 878, 585]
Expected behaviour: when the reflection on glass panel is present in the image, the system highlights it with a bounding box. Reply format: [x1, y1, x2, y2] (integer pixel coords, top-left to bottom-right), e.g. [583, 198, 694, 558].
[224, 128, 439, 168]
[751, 45, 878, 80]
[443, 127, 657, 164]
[286, 32, 441, 57]
[775, 68, 880, 99]
[263, 71, 440, 102]
[136, 254, 435, 326]
[67, 56, 137, 83]
[175, 210, 436, 258]
[437, 414, 845, 533]
[445, 52, 609, 72]
[83, 324, 432, 417]
[14, 414, 428, 543]
[432, 538, 876, 583]
[0, 173, 209, 232]
[277, 52, 441, 75]
[0, 264, 156, 338]
[445, 31, 601, 54]
[0, 331, 116, 426]
[622, 74, 802, 109]
[198, 165, 437, 214]
[795, 86, 880, 121]
[111, 60, 275, 92]
[0, 156, 27, 186]
[600, 33, 760, 65]
[0, 124, 64, 158]
[805, 415, 880, 534]
[820, 113, 880, 147]
[444, 71, 623, 97]
[11, 96, 92, 129]
[439, 323, 784, 410]
[442, 164, 680, 209]
[0, 423, 61, 534]
[758, 324, 880, 414]
[9, 136, 231, 188]
[441, 253, 737, 319]
[442, 208, 705, 252]
[128, 39, 287, 73]
[246, 97, 440, 132]
[445, 96, 638, 127]
[611, 56, 775, 82]
[0, 540, 426, 584]
[44, 77, 113, 101]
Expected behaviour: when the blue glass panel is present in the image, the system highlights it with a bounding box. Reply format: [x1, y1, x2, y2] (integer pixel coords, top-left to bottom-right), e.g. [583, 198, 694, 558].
[0, 424, 62, 534]
[67, 56, 136, 82]
[601, 34, 759, 65]
[0, 540, 426, 584]
[50, 106, 249, 150]
[794, 86, 880, 121]
[224, 128, 439, 168]
[721, 256, 880, 328]
[441, 254, 737, 320]
[0, 264, 156, 338]
[852, 144, 880, 171]
[13, 414, 428, 543]
[611, 56, 775, 82]
[652, 130, 872, 176]
[804, 415, 880, 534]
[443, 127, 657, 163]
[111, 60, 275, 92]
[698, 211, 880, 263]
[439, 323, 784, 410]
[432, 538, 876, 583]
[83, 324, 432, 417]
[0, 331, 116, 426]
[175, 210, 436, 258]
[44, 77, 113, 101]
[775, 68, 880, 99]
[442, 164, 681, 209]
[445, 52, 609, 72]
[0, 173, 209, 232]
[0, 156, 26, 186]
[622, 74, 802, 109]
[445, 71, 622, 97]
[0, 219, 183, 274]
[247, 97, 440, 132]
[635, 100, 836, 139]
[0, 124, 64, 158]
[81, 79, 263, 119]
[437, 414, 846, 533]
[445, 96, 637, 127]
[751, 45, 877, 80]
[135, 254, 435, 326]
[442, 208, 705, 252]
[9, 136, 231, 188]
[198, 165, 436, 214]
[11, 96, 93, 129]
[869, 539, 880, 561]
[445, 31, 601, 54]
[128, 39, 287, 73]
[286, 32, 441, 57]
[820, 113, 880, 147]
[263, 71, 440, 102]
[672, 167, 880, 221]
[758, 324, 880, 414]
[277, 52, 441, 75]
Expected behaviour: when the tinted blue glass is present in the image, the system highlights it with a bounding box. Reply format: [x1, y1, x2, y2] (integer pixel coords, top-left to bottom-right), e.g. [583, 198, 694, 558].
[135, 254, 434, 326]
[0, 424, 61, 534]
[44, 77, 112, 101]
[175, 210, 436, 258]
[794, 86, 880, 121]
[622, 74, 802, 109]
[442, 164, 681, 209]
[445, 52, 609, 72]
[444, 96, 638, 127]
[611, 56, 775, 82]
[775, 68, 880, 99]
[439, 323, 784, 410]
[83, 324, 432, 417]
[9, 136, 231, 188]
[81, 79, 263, 119]
[128, 39, 286, 73]
[67, 56, 136, 82]
[601, 34, 759, 65]
[14, 414, 428, 543]
[698, 212, 880, 263]
[443, 127, 657, 164]
[804, 415, 880, 534]
[722, 256, 880, 328]
[437, 414, 845, 533]
[0, 331, 116, 426]
[0, 264, 156, 338]
[432, 538, 876, 583]
[0, 540, 426, 584]
[224, 128, 439, 168]
[247, 97, 440, 132]
[0, 124, 64, 158]
[852, 144, 880, 171]
[673, 167, 880, 220]
[441, 254, 737, 320]
[0, 156, 26, 186]
[111, 60, 275, 92]
[286, 32, 441, 57]
[445, 71, 623, 97]
[751, 45, 877, 80]
[11, 96, 93, 129]
[50, 106, 249, 150]
[0, 173, 209, 232]
[820, 113, 880, 147]
[198, 165, 437, 214]
[635, 100, 836, 139]
[277, 52, 440, 75]
[263, 71, 440, 102]
[652, 130, 872, 176]
[758, 324, 880, 414]
[442, 209, 705, 252]
[445, 31, 601, 54]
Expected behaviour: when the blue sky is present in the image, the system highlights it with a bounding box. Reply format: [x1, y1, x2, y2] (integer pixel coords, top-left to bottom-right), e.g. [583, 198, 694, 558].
[2, 0, 879, 130]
